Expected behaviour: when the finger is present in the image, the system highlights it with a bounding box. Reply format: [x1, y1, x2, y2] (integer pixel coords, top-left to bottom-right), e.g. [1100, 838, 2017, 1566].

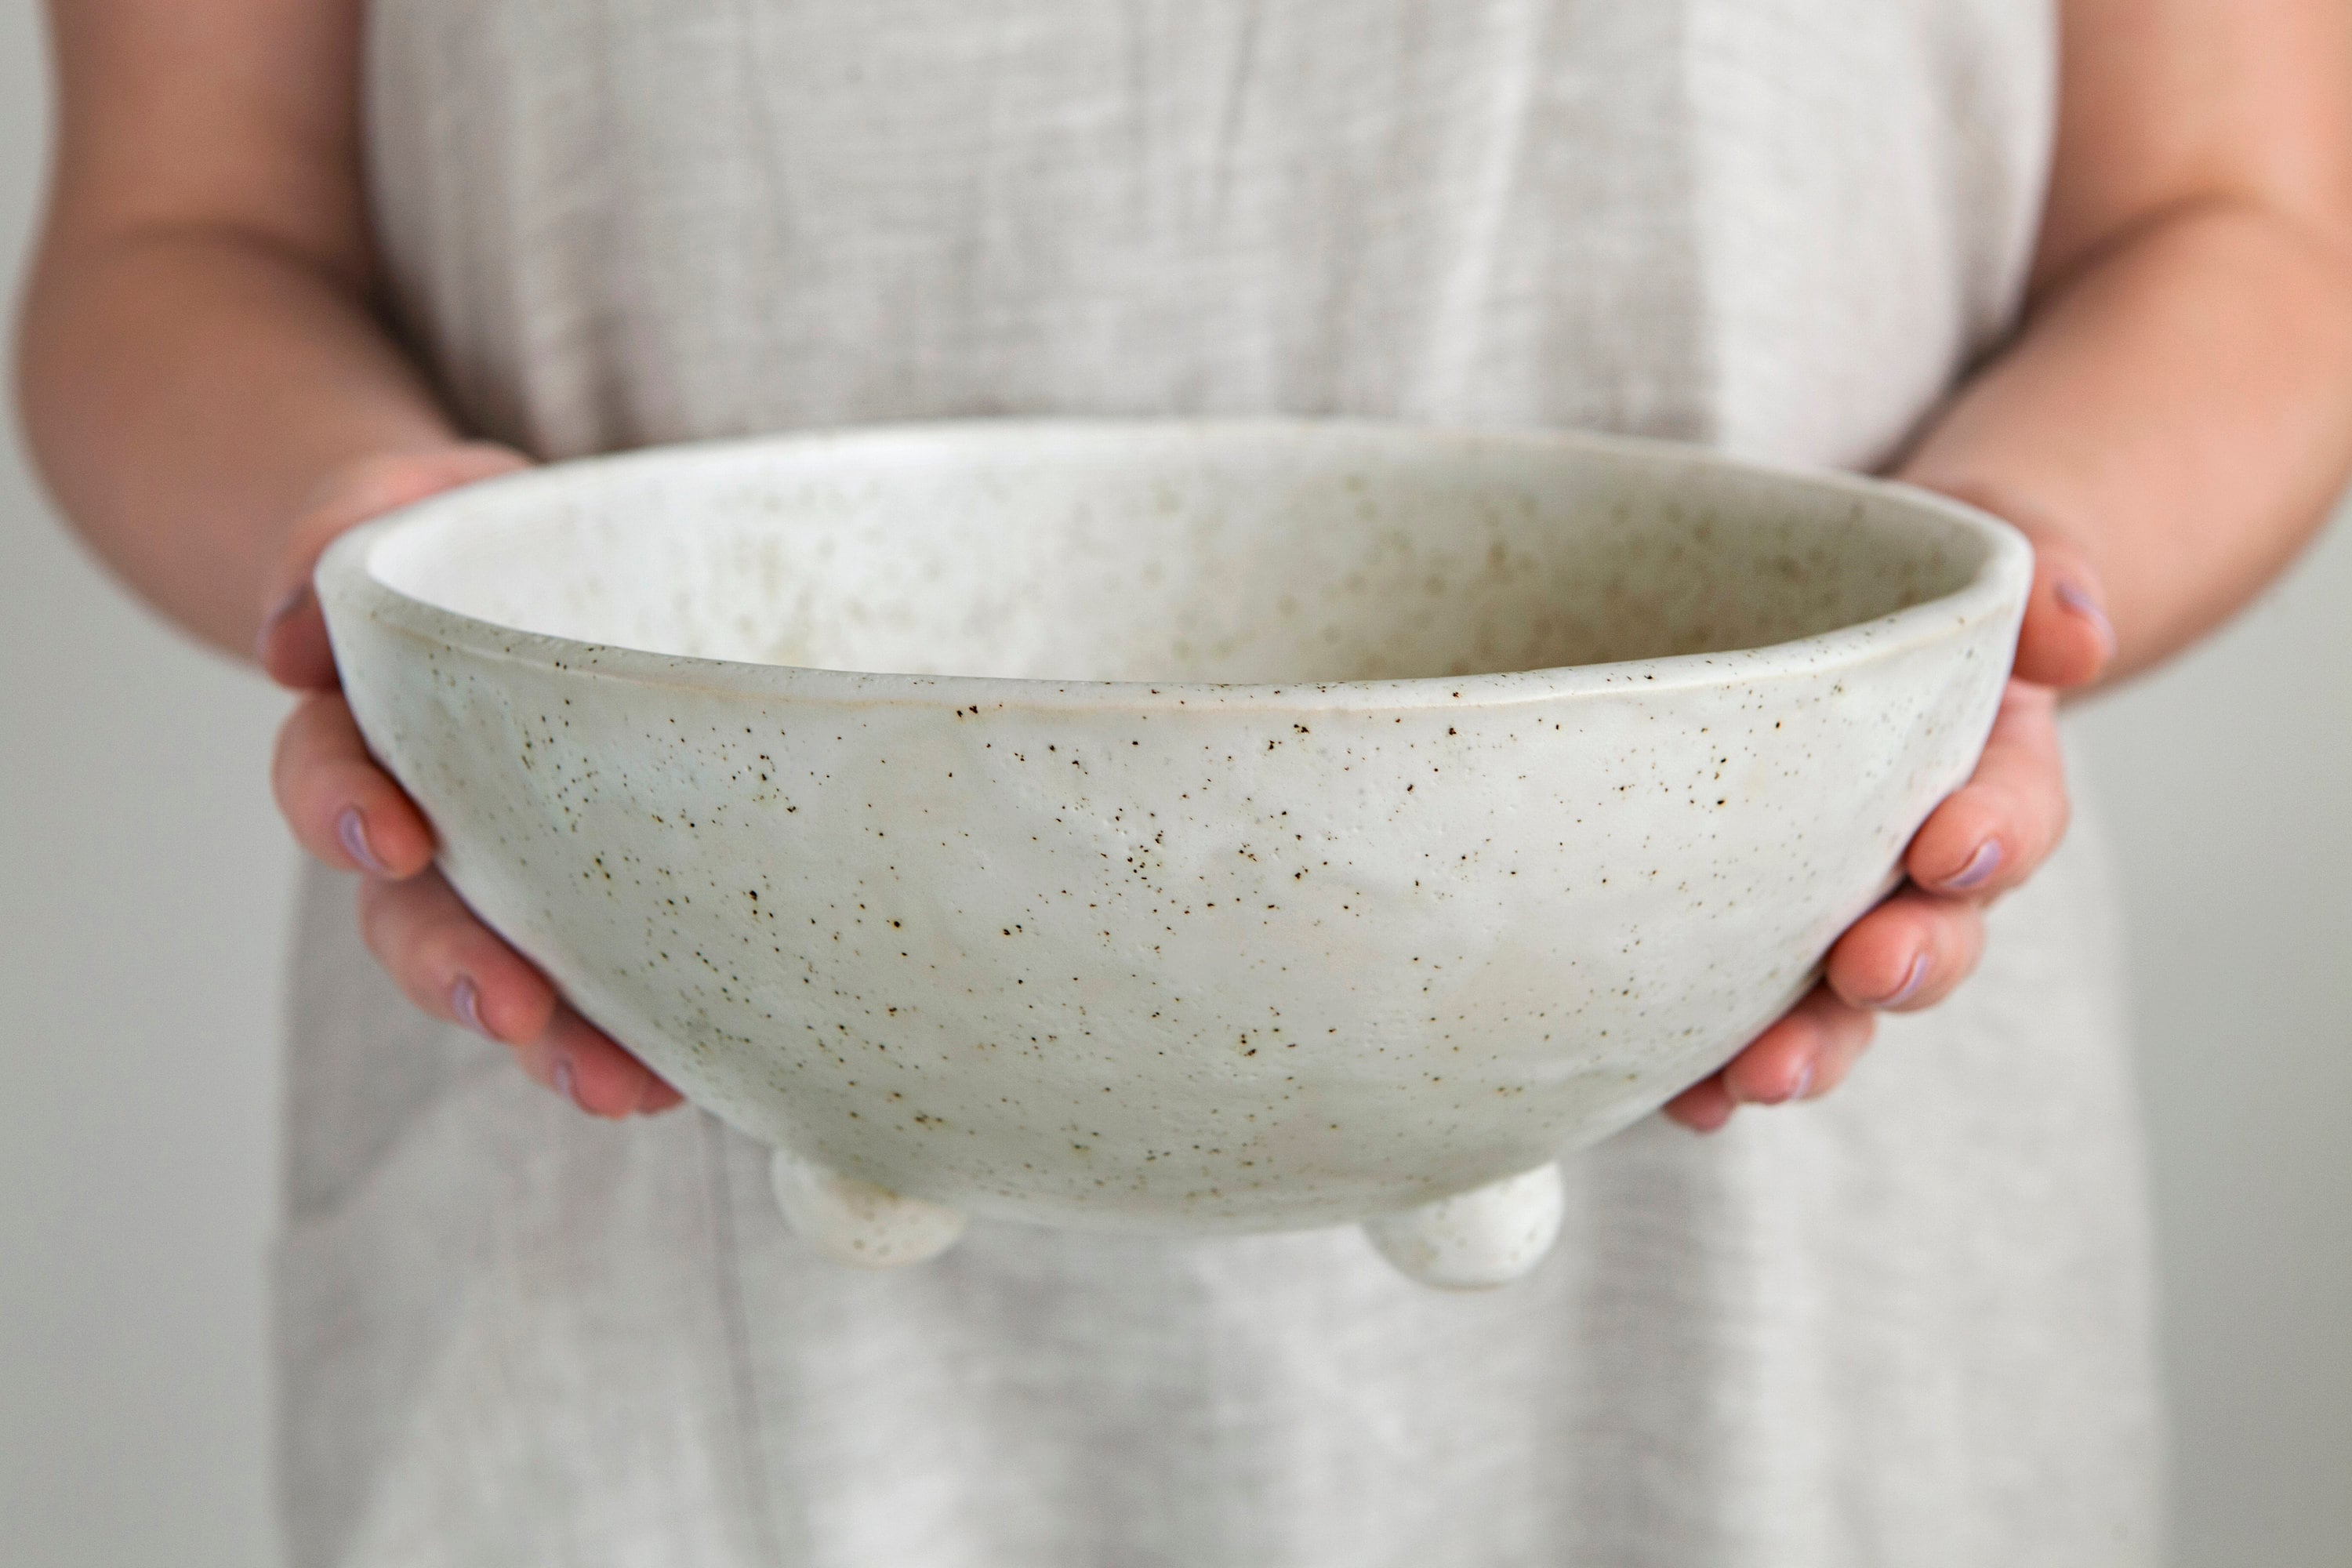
[359, 875, 683, 1119]
[1825, 888, 1987, 1013]
[512, 1002, 687, 1119]
[270, 693, 437, 878]
[356, 869, 558, 1047]
[1662, 1073, 1737, 1134]
[2013, 529, 2114, 689]
[1791, 992, 1878, 1099]
[259, 443, 531, 687]
[1904, 481, 2115, 688]
[1907, 681, 2070, 898]
[1721, 983, 1877, 1105]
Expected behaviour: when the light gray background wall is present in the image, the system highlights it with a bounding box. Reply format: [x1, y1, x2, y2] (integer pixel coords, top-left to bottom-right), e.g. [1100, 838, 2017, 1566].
[1, 11, 2345, 1566]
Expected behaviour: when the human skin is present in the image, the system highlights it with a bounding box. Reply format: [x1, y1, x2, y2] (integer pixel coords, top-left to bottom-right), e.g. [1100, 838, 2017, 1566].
[18, 0, 2352, 1127]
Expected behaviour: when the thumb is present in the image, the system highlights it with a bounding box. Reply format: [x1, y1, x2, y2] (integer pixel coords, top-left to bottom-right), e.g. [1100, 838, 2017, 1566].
[1900, 477, 2116, 690]
[257, 442, 531, 688]
[2010, 527, 2117, 690]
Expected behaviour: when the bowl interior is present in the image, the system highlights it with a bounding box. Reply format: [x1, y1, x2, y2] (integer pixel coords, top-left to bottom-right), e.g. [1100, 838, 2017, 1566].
[365, 424, 1991, 684]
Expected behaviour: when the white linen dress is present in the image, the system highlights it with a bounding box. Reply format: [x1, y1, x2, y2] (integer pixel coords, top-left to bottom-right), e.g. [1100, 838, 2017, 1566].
[274, 3, 2161, 1562]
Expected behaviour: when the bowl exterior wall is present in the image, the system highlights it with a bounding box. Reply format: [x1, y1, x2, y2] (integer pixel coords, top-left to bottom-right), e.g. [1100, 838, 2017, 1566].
[325, 604, 2012, 1232]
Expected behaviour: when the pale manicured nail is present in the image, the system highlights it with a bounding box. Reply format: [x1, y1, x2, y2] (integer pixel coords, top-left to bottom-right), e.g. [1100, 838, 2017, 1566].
[1873, 952, 1931, 1008]
[1941, 839, 2002, 892]
[552, 1054, 582, 1109]
[1786, 1061, 1816, 1102]
[2053, 580, 2116, 660]
[451, 976, 488, 1038]
[336, 806, 390, 877]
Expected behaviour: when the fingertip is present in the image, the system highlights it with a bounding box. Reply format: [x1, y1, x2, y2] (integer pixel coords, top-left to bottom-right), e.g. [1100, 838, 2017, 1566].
[1798, 1002, 1878, 1099]
[541, 1009, 660, 1119]
[1905, 782, 1998, 887]
[467, 964, 557, 1047]
[1914, 828, 2005, 896]
[1899, 481, 2112, 686]
[328, 790, 435, 880]
[359, 795, 438, 879]
[1908, 682, 2067, 895]
[1664, 1076, 1736, 1134]
[1870, 950, 1932, 1010]
[2015, 569, 2115, 690]
[1831, 897, 1984, 1014]
[1784, 1058, 1817, 1102]
[573, 1054, 651, 1119]
[2052, 579, 2114, 647]
[334, 804, 391, 876]
[1729, 1039, 1818, 1106]
[1831, 933, 1932, 1012]
[1826, 905, 1921, 1009]
[2013, 619, 2107, 690]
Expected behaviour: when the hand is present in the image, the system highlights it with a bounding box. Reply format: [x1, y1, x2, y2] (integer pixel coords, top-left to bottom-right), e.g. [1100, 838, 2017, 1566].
[1662, 507, 2117, 1132]
[259, 445, 684, 1120]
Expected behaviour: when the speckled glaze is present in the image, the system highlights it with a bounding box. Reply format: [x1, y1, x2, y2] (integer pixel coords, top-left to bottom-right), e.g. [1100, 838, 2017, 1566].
[318, 420, 2028, 1286]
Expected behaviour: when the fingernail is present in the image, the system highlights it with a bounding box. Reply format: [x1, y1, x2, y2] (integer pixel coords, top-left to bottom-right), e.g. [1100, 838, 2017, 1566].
[256, 583, 310, 664]
[336, 806, 390, 877]
[552, 1054, 583, 1110]
[1786, 1061, 1816, 1102]
[2053, 580, 2116, 659]
[451, 976, 488, 1038]
[1872, 952, 1931, 1009]
[1940, 839, 2002, 892]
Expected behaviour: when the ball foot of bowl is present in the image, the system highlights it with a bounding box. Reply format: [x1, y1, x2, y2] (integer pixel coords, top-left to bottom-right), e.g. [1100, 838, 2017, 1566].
[1360, 1163, 1566, 1290]
[768, 1148, 969, 1269]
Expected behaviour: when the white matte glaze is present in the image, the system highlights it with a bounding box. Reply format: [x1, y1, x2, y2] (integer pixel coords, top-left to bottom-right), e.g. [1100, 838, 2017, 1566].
[317, 421, 2028, 1286]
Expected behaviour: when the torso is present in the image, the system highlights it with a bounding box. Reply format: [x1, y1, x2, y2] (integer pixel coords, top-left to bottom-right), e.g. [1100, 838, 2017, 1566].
[271, 7, 2158, 1563]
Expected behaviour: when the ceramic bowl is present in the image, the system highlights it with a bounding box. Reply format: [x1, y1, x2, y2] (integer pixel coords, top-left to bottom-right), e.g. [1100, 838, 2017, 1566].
[318, 420, 2028, 1287]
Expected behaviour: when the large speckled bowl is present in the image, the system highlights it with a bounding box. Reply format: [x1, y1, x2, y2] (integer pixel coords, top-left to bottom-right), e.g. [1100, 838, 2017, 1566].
[318, 420, 2028, 1287]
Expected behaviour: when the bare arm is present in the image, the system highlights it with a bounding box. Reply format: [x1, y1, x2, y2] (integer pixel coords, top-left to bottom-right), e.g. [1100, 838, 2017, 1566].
[1672, 0, 2352, 1127]
[16, 0, 454, 654]
[16, 0, 673, 1119]
[1900, 0, 2352, 683]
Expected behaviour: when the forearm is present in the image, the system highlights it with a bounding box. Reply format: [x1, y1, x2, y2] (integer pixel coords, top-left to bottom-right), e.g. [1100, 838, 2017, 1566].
[16, 223, 459, 657]
[1900, 198, 2352, 683]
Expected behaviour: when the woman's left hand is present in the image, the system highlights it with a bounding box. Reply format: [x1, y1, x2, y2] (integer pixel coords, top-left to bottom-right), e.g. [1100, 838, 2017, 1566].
[1662, 503, 2118, 1131]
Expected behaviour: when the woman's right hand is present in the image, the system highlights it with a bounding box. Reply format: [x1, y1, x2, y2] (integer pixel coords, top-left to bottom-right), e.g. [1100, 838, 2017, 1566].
[258, 445, 684, 1120]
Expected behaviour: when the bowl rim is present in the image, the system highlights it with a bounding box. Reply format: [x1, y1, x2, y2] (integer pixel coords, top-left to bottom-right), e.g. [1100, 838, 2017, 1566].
[315, 417, 2034, 714]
